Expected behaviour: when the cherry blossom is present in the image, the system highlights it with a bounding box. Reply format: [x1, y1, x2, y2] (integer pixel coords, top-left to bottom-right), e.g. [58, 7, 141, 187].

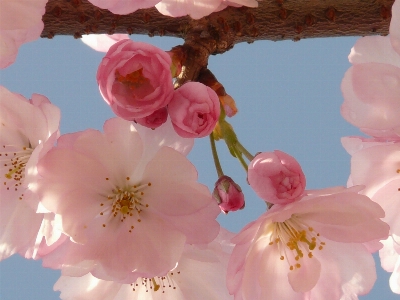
[213, 175, 245, 214]
[87, 0, 161, 15]
[168, 82, 220, 138]
[97, 39, 174, 120]
[0, 86, 60, 260]
[54, 228, 234, 299]
[81, 34, 130, 53]
[340, 2, 400, 139]
[342, 136, 400, 294]
[0, 0, 47, 69]
[247, 150, 306, 205]
[227, 186, 389, 300]
[36, 117, 220, 281]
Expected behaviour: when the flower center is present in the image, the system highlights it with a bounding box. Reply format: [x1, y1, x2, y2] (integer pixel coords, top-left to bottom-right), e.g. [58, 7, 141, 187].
[130, 271, 180, 294]
[99, 178, 151, 232]
[115, 68, 151, 91]
[1, 144, 34, 197]
[268, 215, 325, 271]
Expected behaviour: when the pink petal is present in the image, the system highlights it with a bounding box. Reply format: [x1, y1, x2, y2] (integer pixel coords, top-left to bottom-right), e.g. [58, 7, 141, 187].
[88, 0, 160, 14]
[380, 237, 400, 273]
[349, 36, 400, 67]
[258, 239, 304, 299]
[155, 0, 222, 19]
[350, 143, 400, 197]
[390, 258, 400, 294]
[0, 0, 46, 68]
[310, 241, 376, 299]
[81, 34, 130, 52]
[287, 250, 321, 293]
[390, 0, 400, 56]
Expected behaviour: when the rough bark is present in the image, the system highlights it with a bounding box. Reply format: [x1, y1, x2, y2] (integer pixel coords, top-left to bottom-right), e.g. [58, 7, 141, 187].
[43, 0, 394, 55]
[41, 0, 395, 84]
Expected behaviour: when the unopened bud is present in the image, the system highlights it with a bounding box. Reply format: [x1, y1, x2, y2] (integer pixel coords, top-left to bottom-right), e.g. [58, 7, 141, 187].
[213, 175, 245, 214]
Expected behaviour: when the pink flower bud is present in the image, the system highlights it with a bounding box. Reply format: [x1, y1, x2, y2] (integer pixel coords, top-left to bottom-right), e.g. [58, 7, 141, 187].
[213, 176, 245, 214]
[247, 150, 306, 205]
[134, 107, 168, 129]
[97, 39, 174, 120]
[168, 82, 220, 138]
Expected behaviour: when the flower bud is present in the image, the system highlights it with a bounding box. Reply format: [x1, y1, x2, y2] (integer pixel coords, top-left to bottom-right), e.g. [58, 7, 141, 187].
[168, 82, 220, 138]
[134, 107, 168, 129]
[213, 176, 245, 214]
[247, 150, 306, 205]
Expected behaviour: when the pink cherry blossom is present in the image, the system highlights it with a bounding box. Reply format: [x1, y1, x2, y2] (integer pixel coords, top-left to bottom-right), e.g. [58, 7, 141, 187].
[54, 228, 234, 299]
[213, 175, 245, 214]
[0, 0, 47, 68]
[341, 3, 400, 139]
[36, 117, 220, 281]
[0, 86, 60, 260]
[87, 0, 161, 14]
[97, 39, 174, 120]
[155, 0, 257, 19]
[134, 107, 168, 129]
[342, 136, 400, 294]
[168, 82, 220, 138]
[81, 34, 130, 53]
[247, 150, 306, 205]
[227, 186, 389, 300]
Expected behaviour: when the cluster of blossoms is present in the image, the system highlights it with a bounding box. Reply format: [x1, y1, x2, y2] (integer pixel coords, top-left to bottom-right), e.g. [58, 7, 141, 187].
[340, 0, 400, 293]
[97, 38, 221, 138]
[0, 81, 391, 299]
[0, 0, 400, 299]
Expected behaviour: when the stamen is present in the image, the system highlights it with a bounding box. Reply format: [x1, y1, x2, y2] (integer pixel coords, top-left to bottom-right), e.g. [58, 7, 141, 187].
[115, 68, 151, 91]
[131, 271, 180, 294]
[268, 215, 325, 271]
[1, 144, 34, 199]
[99, 181, 151, 231]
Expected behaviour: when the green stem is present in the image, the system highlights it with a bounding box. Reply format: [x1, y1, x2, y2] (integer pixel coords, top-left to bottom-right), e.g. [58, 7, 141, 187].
[235, 141, 254, 161]
[209, 133, 224, 178]
[232, 145, 248, 172]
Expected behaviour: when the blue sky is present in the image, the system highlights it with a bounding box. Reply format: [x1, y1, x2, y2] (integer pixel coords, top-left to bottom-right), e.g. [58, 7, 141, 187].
[0, 32, 397, 299]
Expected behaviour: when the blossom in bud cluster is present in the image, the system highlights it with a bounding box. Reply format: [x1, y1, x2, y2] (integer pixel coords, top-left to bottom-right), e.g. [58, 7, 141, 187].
[168, 82, 220, 138]
[247, 150, 306, 205]
[0, 86, 61, 260]
[227, 186, 389, 300]
[213, 176, 245, 213]
[36, 118, 220, 281]
[0, 0, 47, 68]
[97, 39, 174, 121]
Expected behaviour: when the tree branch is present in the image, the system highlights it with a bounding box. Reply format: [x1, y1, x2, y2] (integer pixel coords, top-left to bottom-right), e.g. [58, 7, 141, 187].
[43, 0, 394, 55]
